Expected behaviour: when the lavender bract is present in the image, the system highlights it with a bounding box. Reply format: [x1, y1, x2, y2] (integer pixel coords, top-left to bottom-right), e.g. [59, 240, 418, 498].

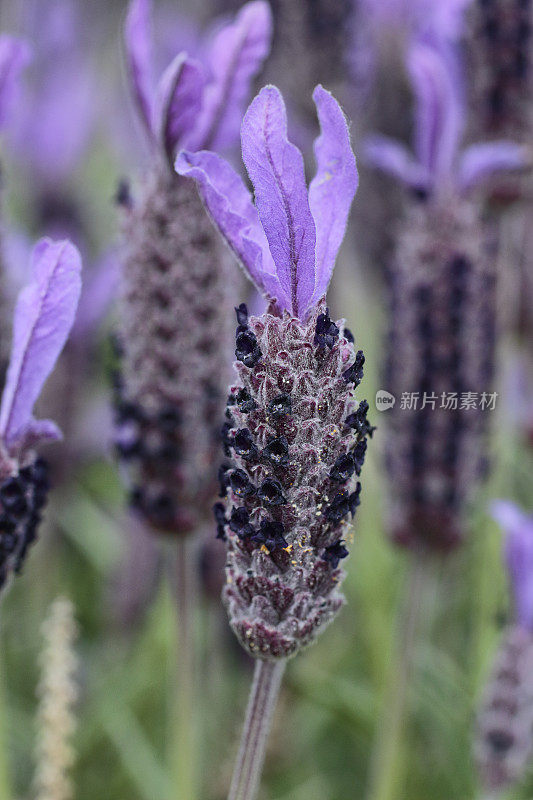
[0, 35, 30, 382]
[177, 84, 371, 659]
[113, 0, 272, 535]
[475, 502, 533, 791]
[0, 238, 82, 591]
[365, 40, 526, 552]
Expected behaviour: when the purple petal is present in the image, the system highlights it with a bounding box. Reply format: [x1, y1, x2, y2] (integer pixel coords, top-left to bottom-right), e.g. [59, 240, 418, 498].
[458, 142, 530, 193]
[72, 249, 120, 339]
[408, 41, 463, 180]
[17, 419, 63, 448]
[491, 500, 533, 632]
[363, 134, 431, 188]
[241, 85, 316, 319]
[0, 239, 82, 449]
[187, 1, 273, 151]
[124, 0, 155, 141]
[308, 86, 358, 305]
[155, 53, 206, 163]
[175, 149, 287, 307]
[0, 36, 31, 129]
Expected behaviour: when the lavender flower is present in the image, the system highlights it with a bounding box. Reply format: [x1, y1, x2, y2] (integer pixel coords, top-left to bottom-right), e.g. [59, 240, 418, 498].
[113, 0, 272, 535]
[475, 502, 533, 792]
[177, 84, 371, 659]
[0, 238, 82, 591]
[365, 41, 526, 552]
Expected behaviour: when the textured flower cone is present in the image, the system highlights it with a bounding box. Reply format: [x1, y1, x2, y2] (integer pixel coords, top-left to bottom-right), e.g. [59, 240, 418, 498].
[466, 0, 533, 142]
[114, 168, 232, 535]
[217, 303, 372, 659]
[475, 625, 533, 792]
[0, 455, 50, 589]
[384, 197, 497, 552]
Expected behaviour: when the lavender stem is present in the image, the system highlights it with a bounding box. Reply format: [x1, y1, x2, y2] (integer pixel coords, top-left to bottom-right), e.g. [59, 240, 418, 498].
[168, 537, 197, 800]
[365, 550, 430, 800]
[228, 659, 286, 800]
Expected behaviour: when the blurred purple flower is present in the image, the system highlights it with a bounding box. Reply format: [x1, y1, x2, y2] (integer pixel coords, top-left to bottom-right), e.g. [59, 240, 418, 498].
[0, 35, 30, 130]
[9, 0, 96, 186]
[125, 0, 272, 165]
[176, 84, 358, 320]
[0, 238, 81, 590]
[0, 239, 82, 453]
[364, 40, 528, 196]
[492, 500, 533, 632]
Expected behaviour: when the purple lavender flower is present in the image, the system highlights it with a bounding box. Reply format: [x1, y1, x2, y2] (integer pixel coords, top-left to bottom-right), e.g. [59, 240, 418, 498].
[114, 0, 272, 535]
[474, 502, 533, 791]
[365, 41, 527, 552]
[0, 238, 82, 591]
[177, 84, 371, 659]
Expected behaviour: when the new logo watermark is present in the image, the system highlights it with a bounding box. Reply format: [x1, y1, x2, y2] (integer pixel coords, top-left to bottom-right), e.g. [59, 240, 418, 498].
[374, 390, 498, 412]
[375, 390, 396, 411]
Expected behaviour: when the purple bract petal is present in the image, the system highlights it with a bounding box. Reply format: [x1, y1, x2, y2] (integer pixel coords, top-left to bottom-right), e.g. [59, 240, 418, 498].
[155, 53, 206, 163]
[187, 0, 272, 152]
[408, 41, 463, 182]
[309, 85, 358, 306]
[125, 0, 155, 141]
[0, 36, 31, 130]
[491, 500, 533, 632]
[175, 149, 287, 307]
[458, 142, 530, 193]
[0, 239, 82, 450]
[363, 134, 431, 188]
[241, 85, 316, 319]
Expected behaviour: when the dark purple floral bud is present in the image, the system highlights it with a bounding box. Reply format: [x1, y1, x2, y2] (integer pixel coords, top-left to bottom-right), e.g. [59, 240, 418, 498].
[235, 303, 249, 327]
[314, 308, 339, 349]
[342, 350, 365, 385]
[0, 239, 81, 591]
[233, 428, 259, 460]
[234, 387, 258, 413]
[322, 539, 349, 569]
[345, 399, 376, 437]
[235, 328, 262, 367]
[229, 506, 255, 539]
[252, 519, 288, 551]
[228, 469, 256, 497]
[257, 478, 287, 507]
[261, 436, 289, 467]
[267, 393, 292, 418]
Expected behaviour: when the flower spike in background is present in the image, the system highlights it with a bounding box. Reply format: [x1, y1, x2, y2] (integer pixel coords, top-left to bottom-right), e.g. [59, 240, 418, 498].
[475, 502, 533, 793]
[178, 83, 370, 800]
[114, 0, 272, 535]
[0, 238, 82, 592]
[365, 38, 528, 552]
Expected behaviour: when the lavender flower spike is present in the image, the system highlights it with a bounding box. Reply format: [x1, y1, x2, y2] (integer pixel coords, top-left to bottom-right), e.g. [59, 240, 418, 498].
[177, 84, 370, 660]
[0, 238, 82, 591]
[475, 502, 533, 792]
[114, 0, 272, 535]
[365, 40, 527, 552]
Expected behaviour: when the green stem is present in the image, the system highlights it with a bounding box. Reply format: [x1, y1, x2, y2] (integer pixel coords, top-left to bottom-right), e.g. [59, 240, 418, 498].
[0, 625, 12, 800]
[228, 659, 286, 800]
[168, 536, 197, 800]
[365, 551, 430, 800]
